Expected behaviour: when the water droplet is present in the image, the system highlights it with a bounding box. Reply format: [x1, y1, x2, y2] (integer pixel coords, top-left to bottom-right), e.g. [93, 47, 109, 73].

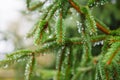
[78, 27, 81, 33]
[42, 53, 46, 56]
[100, 40, 104, 45]
[70, 17, 73, 20]
[17, 59, 26, 62]
[93, 42, 98, 46]
[65, 53, 67, 57]
[46, 29, 49, 34]
[89, 31, 93, 35]
[62, 46, 65, 50]
[76, 21, 82, 34]
[3, 64, 8, 69]
[76, 21, 79, 26]
[100, 2, 104, 5]
[48, 35, 53, 38]
[93, 40, 104, 46]
[90, 4, 93, 7]
[17, 59, 21, 62]
[55, 66, 58, 70]
[76, 13, 79, 16]
[71, 69, 75, 75]
[54, 11, 59, 19]
[25, 57, 33, 80]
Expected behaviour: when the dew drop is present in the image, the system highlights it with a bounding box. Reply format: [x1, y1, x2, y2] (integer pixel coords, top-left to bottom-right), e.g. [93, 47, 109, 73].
[76, 21, 80, 26]
[55, 65, 58, 70]
[100, 40, 104, 45]
[76, 21, 82, 34]
[42, 53, 46, 56]
[78, 27, 81, 33]
[46, 29, 49, 34]
[89, 31, 93, 35]
[48, 35, 53, 38]
[65, 53, 68, 57]
[100, 2, 104, 5]
[17, 59, 21, 62]
[89, 3, 94, 7]
[93, 40, 104, 46]
[76, 13, 79, 16]
[25, 57, 32, 80]
[3, 64, 8, 69]
[93, 42, 98, 47]
[70, 17, 73, 20]
[62, 46, 65, 50]
[71, 69, 75, 75]
[54, 12, 59, 19]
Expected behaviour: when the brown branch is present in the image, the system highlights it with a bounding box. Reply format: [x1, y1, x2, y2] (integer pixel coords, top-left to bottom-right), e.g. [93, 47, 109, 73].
[56, 46, 66, 80]
[68, 0, 110, 35]
[96, 22, 110, 34]
[71, 36, 106, 45]
[30, 53, 35, 75]
[59, 12, 63, 43]
[105, 68, 109, 80]
[40, 22, 48, 39]
[68, 0, 82, 14]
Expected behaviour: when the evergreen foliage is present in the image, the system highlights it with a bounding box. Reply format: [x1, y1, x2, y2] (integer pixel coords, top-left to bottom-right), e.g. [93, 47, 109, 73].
[0, 0, 120, 80]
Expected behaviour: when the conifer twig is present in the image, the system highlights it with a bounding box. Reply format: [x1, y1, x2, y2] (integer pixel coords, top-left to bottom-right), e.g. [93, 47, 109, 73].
[68, 0, 110, 35]
[56, 46, 66, 80]
[27, 0, 48, 11]
[106, 47, 120, 65]
[39, 22, 48, 40]
[59, 13, 63, 43]
[105, 68, 109, 80]
[77, 66, 93, 72]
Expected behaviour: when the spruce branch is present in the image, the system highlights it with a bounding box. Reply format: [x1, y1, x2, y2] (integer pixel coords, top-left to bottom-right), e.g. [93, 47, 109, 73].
[26, 4, 57, 38]
[56, 12, 64, 44]
[25, 53, 35, 80]
[56, 46, 66, 80]
[96, 21, 110, 35]
[72, 66, 94, 80]
[101, 42, 120, 65]
[106, 43, 120, 65]
[1, 0, 120, 80]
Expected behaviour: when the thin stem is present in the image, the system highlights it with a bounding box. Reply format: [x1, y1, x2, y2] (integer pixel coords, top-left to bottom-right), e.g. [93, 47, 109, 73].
[72, 66, 93, 80]
[68, 0, 82, 14]
[105, 68, 109, 80]
[59, 12, 63, 43]
[96, 22, 110, 34]
[56, 46, 66, 80]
